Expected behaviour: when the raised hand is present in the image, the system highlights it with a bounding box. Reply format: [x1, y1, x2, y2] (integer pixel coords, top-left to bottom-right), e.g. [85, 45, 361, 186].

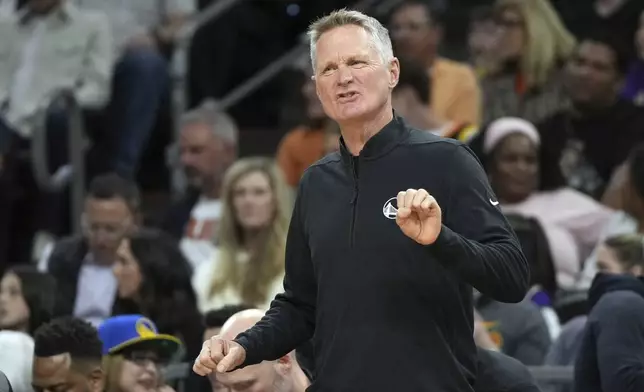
[396, 188, 442, 245]
[193, 336, 246, 376]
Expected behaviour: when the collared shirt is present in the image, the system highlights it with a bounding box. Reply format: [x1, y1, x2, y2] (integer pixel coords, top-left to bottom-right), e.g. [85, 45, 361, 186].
[0, 1, 113, 137]
[72, 253, 117, 326]
[76, 0, 195, 51]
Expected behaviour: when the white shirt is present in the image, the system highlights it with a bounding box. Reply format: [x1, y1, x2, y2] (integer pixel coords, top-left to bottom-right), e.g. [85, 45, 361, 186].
[180, 197, 222, 270]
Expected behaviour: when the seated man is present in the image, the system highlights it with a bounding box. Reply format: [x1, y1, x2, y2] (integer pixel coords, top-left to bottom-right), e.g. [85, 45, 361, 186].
[0, 0, 113, 264]
[32, 317, 105, 392]
[208, 309, 310, 392]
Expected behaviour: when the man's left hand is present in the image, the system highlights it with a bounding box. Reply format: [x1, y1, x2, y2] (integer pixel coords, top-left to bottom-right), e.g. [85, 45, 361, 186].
[396, 188, 442, 245]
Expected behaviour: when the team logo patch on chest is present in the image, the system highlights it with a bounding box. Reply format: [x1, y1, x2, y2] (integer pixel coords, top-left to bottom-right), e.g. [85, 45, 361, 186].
[382, 197, 398, 220]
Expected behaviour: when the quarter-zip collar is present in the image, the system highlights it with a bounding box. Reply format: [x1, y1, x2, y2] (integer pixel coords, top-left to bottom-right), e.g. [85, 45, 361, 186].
[339, 113, 410, 169]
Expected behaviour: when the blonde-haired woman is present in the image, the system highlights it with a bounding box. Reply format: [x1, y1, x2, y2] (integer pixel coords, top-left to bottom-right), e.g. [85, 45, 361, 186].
[481, 0, 576, 124]
[192, 157, 292, 312]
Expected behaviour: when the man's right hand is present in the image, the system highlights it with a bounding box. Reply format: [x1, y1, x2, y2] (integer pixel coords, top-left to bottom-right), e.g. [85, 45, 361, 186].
[193, 337, 247, 376]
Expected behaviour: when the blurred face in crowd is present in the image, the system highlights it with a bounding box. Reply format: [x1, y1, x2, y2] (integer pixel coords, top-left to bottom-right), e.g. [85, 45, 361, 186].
[232, 170, 275, 232]
[33, 354, 104, 392]
[637, 11, 644, 59]
[389, 4, 440, 63]
[313, 24, 399, 125]
[28, 0, 61, 14]
[180, 122, 235, 193]
[214, 360, 286, 392]
[113, 239, 143, 299]
[494, 6, 525, 61]
[302, 78, 326, 121]
[596, 244, 644, 276]
[83, 197, 134, 265]
[489, 133, 539, 204]
[468, 17, 498, 60]
[117, 350, 163, 392]
[565, 41, 622, 107]
[0, 272, 29, 331]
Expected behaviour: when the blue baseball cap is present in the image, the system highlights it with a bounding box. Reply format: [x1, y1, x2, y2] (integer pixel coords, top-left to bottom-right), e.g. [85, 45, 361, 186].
[98, 315, 182, 361]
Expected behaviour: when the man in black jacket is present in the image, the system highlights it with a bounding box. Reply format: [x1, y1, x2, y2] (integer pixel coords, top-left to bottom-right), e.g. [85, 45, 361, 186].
[194, 9, 529, 392]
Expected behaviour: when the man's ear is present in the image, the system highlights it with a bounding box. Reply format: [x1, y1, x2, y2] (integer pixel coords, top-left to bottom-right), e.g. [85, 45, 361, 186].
[88, 367, 105, 392]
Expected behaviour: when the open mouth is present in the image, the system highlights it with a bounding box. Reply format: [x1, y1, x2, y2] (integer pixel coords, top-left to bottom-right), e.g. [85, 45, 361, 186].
[337, 91, 359, 102]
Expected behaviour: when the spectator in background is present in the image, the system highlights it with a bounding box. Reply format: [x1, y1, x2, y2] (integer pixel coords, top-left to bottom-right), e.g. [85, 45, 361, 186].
[467, 6, 498, 77]
[475, 289, 552, 366]
[76, 0, 195, 178]
[98, 315, 183, 392]
[545, 233, 644, 392]
[389, 0, 481, 125]
[193, 157, 291, 313]
[162, 101, 238, 269]
[539, 32, 644, 200]
[622, 10, 644, 106]
[44, 173, 140, 325]
[579, 146, 644, 290]
[555, 0, 644, 55]
[392, 57, 478, 141]
[204, 304, 253, 340]
[0, 0, 112, 265]
[0, 330, 34, 392]
[0, 265, 56, 335]
[111, 229, 203, 361]
[574, 272, 644, 392]
[32, 317, 105, 392]
[481, 0, 576, 125]
[470, 117, 612, 291]
[211, 309, 310, 392]
[277, 68, 340, 188]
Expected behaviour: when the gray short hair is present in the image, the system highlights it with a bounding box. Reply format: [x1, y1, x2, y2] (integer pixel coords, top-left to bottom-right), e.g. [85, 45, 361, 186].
[307, 9, 394, 70]
[180, 99, 238, 145]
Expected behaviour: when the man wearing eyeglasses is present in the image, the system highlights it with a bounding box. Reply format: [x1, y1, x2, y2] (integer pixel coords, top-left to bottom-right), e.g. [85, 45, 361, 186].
[40, 173, 140, 325]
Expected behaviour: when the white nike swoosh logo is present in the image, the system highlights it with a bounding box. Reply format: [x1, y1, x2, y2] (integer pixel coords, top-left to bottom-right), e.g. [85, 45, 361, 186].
[490, 199, 499, 206]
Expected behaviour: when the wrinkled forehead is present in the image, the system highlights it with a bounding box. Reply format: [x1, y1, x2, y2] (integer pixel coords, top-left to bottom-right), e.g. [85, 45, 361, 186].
[33, 354, 73, 386]
[313, 24, 381, 68]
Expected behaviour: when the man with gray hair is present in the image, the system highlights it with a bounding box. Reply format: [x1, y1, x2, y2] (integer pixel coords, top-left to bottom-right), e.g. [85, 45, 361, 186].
[194, 9, 528, 391]
[162, 99, 238, 268]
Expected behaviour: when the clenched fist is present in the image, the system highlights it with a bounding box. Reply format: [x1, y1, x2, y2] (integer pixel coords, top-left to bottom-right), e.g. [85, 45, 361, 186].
[396, 188, 442, 245]
[193, 336, 246, 376]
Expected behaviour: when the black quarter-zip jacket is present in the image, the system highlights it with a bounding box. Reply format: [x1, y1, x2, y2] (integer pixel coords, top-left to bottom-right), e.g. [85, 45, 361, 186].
[234, 115, 530, 392]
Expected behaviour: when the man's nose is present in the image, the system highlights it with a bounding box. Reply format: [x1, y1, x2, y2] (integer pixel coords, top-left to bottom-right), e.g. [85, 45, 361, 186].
[337, 66, 354, 85]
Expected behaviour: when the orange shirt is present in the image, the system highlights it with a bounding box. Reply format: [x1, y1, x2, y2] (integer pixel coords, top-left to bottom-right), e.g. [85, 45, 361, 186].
[276, 127, 325, 187]
[430, 58, 481, 125]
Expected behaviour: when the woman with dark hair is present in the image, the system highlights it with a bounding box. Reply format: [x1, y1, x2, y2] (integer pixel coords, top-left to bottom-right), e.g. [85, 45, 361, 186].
[470, 117, 612, 292]
[0, 265, 56, 335]
[111, 229, 203, 361]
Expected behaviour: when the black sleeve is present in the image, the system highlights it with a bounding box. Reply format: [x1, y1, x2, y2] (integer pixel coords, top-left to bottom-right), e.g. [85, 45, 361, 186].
[233, 177, 317, 366]
[593, 291, 644, 392]
[427, 144, 529, 303]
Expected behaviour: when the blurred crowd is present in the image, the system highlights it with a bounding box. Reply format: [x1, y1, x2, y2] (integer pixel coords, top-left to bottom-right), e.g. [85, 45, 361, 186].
[1, 0, 644, 391]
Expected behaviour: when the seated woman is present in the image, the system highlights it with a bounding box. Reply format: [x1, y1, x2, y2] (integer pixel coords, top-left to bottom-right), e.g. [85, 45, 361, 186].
[192, 157, 292, 312]
[471, 117, 613, 291]
[98, 315, 181, 392]
[0, 265, 56, 335]
[111, 229, 203, 361]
